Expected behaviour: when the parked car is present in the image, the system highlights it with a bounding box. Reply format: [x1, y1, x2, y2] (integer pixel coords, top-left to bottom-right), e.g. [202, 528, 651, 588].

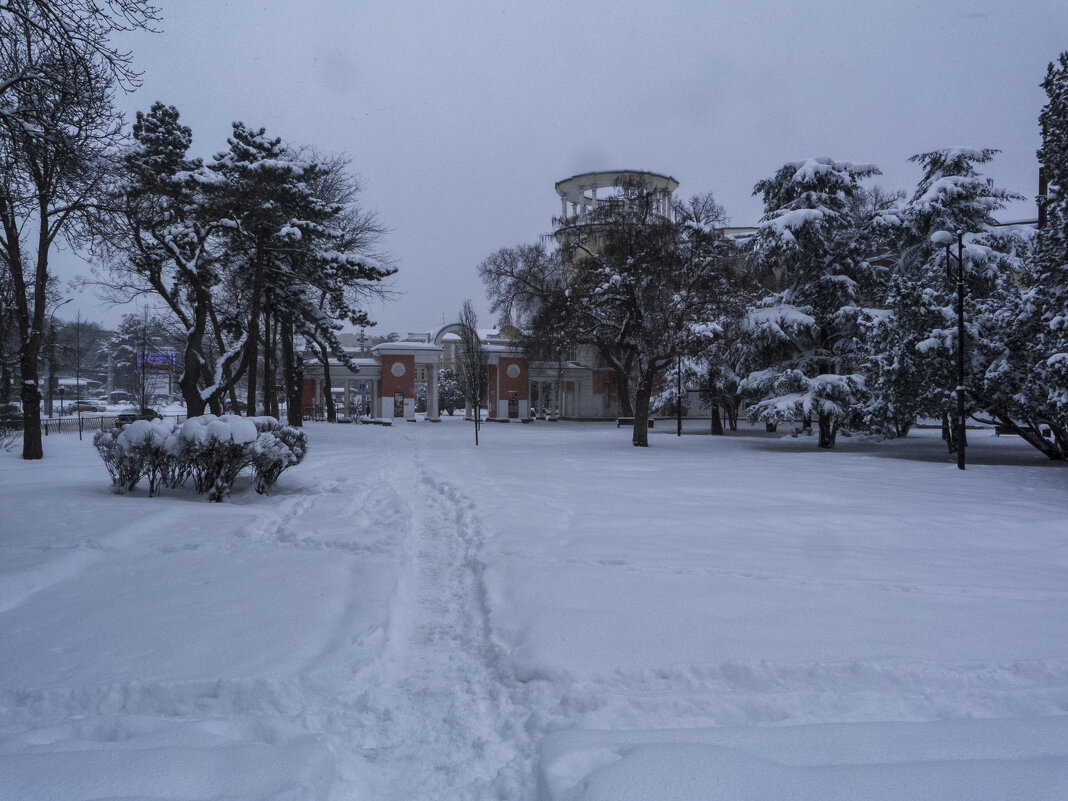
[115, 408, 162, 426]
[69, 401, 107, 412]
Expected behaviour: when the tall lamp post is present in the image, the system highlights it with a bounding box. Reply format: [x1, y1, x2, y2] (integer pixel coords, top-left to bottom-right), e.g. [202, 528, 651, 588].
[46, 298, 72, 418]
[676, 354, 682, 437]
[944, 231, 966, 471]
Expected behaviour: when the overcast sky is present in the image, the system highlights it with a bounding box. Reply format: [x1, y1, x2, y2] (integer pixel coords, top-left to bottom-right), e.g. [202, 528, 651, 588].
[53, 0, 1068, 335]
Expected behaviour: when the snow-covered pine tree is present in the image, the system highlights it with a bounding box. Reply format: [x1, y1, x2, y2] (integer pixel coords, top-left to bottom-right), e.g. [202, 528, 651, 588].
[106, 102, 244, 417]
[209, 125, 393, 419]
[866, 148, 1024, 452]
[982, 52, 1068, 459]
[1024, 51, 1068, 455]
[436, 368, 464, 416]
[742, 158, 882, 448]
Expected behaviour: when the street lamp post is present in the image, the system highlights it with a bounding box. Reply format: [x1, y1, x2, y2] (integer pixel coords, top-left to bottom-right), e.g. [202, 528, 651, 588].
[46, 298, 72, 418]
[676, 354, 682, 437]
[945, 232, 966, 471]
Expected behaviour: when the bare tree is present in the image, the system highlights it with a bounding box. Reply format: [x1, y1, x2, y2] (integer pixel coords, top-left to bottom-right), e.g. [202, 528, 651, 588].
[0, 7, 127, 457]
[457, 300, 486, 445]
[0, 1, 158, 131]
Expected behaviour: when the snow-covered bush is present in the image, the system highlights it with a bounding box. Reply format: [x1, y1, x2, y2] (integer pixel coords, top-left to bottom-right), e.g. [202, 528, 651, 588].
[96, 414, 307, 501]
[93, 429, 143, 494]
[169, 415, 251, 499]
[116, 418, 178, 497]
[248, 416, 282, 433]
[250, 425, 308, 494]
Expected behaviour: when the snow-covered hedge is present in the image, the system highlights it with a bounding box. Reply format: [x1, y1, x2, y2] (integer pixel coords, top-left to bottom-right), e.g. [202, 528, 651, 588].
[94, 415, 308, 502]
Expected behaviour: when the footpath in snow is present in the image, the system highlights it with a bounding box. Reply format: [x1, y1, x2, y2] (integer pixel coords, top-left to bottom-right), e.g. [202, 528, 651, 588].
[0, 418, 1066, 800]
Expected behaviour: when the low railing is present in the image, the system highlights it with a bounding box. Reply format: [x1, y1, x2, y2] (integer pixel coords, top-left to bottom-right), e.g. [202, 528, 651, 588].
[25, 414, 189, 436]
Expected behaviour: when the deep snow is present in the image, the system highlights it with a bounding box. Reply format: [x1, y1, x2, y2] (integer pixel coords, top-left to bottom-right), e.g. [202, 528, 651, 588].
[1, 418, 1066, 800]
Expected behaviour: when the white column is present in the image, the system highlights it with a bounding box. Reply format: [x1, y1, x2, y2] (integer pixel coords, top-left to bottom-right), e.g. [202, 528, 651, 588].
[427, 366, 439, 420]
[561, 196, 567, 219]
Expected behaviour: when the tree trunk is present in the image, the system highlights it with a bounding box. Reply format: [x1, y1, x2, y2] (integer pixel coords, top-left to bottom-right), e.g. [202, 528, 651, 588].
[724, 399, 739, 431]
[943, 412, 966, 454]
[632, 374, 655, 447]
[765, 421, 777, 432]
[204, 303, 241, 415]
[818, 412, 838, 449]
[709, 398, 723, 435]
[614, 364, 633, 417]
[245, 236, 265, 416]
[179, 301, 209, 417]
[269, 319, 280, 419]
[261, 300, 274, 419]
[993, 417, 1067, 461]
[317, 339, 336, 423]
[19, 349, 43, 459]
[280, 317, 302, 427]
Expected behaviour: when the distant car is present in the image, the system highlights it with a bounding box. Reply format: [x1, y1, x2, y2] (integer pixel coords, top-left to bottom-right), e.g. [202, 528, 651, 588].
[69, 401, 106, 412]
[115, 408, 162, 426]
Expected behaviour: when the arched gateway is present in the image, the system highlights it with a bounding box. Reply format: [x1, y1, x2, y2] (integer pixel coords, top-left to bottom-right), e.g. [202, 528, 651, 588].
[300, 324, 531, 422]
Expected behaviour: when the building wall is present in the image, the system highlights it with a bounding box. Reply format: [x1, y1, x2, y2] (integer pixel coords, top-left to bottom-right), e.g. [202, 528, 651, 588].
[378, 354, 416, 419]
[495, 356, 529, 419]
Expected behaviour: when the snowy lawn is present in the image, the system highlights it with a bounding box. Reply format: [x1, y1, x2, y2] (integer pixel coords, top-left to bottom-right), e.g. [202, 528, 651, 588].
[0, 419, 1066, 800]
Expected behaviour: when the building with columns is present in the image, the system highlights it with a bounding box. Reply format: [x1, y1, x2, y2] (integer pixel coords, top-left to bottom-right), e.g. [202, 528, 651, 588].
[300, 169, 699, 423]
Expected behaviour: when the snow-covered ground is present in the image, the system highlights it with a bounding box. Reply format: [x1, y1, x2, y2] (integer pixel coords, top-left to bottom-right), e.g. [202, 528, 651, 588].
[1, 418, 1066, 800]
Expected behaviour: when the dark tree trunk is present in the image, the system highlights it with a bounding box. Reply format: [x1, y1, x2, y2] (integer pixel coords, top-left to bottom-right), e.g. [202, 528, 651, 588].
[261, 299, 275, 418]
[765, 421, 777, 432]
[992, 417, 1067, 461]
[632, 373, 655, 447]
[615, 364, 634, 417]
[709, 399, 723, 435]
[317, 339, 336, 423]
[205, 302, 240, 414]
[943, 412, 965, 454]
[818, 412, 838, 449]
[19, 349, 42, 459]
[179, 298, 209, 417]
[724, 398, 739, 431]
[269, 319, 280, 419]
[245, 236, 265, 416]
[280, 317, 302, 427]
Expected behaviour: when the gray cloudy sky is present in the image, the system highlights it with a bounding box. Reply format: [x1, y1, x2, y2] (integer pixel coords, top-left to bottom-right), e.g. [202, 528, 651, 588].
[56, 0, 1067, 334]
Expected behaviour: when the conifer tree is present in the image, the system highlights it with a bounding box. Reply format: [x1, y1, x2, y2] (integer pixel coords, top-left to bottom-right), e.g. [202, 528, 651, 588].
[1026, 52, 1068, 453]
[866, 148, 1024, 452]
[982, 52, 1068, 459]
[742, 158, 882, 448]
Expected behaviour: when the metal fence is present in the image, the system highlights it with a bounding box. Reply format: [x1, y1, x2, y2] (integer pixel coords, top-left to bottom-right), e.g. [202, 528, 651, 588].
[18, 414, 189, 437]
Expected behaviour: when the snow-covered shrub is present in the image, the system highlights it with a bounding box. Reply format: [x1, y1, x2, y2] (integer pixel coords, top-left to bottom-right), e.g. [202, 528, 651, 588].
[248, 415, 281, 434]
[98, 414, 307, 501]
[249, 425, 308, 494]
[116, 418, 178, 497]
[93, 429, 143, 494]
[173, 415, 259, 502]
